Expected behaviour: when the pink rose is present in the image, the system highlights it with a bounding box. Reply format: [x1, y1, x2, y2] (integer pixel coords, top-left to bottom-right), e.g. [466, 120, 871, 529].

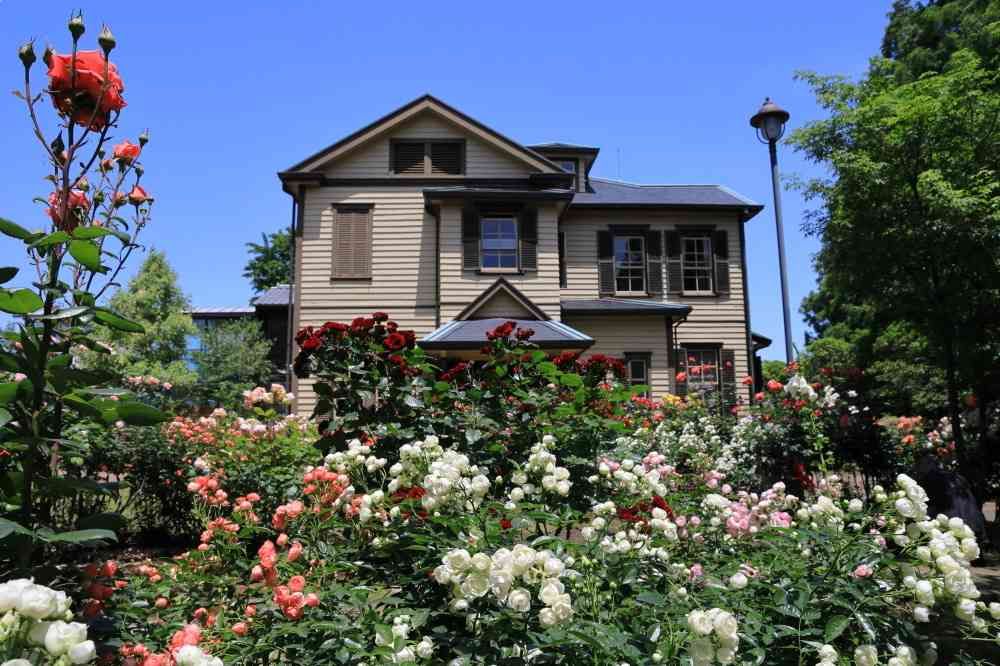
[852, 564, 873, 578]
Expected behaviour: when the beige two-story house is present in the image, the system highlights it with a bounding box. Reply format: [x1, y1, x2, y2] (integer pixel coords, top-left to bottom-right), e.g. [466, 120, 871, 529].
[279, 95, 765, 416]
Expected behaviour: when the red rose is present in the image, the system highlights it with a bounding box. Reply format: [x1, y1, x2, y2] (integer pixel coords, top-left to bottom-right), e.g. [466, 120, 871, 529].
[350, 317, 374, 334]
[499, 518, 512, 530]
[515, 327, 535, 341]
[301, 335, 322, 351]
[47, 50, 126, 129]
[321, 321, 348, 336]
[127, 184, 151, 206]
[47, 189, 90, 230]
[295, 326, 316, 345]
[400, 330, 416, 347]
[766, 379, 783, 392]
[675, 371, 687, 383]
[385, 321, 398, 333]
[383, 333, 407, 351]
[487, 320, 516, 341]
[371, 311, 389, 322]
[113, 140, 141, 163]
[741, 375, 754, 386]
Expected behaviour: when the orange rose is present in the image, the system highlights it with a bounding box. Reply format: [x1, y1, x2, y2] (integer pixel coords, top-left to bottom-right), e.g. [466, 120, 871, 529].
[113, 140, 141, 163]
[47, 50, 126, 129]
[47, 189, 90, 230]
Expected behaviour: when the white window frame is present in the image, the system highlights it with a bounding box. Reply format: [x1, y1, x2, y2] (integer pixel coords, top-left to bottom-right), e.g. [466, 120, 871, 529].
[625, 354, 651, 395]
[614, 235, 646, 295]
[681, 235, 714, 295]
[480, 215, 519, 272]
[684, 347, 720, 395]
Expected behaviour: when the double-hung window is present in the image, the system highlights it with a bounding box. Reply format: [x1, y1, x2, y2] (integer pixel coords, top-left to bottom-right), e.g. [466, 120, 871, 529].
[625, 353, 651, 395]
[614, 235, 646, 293]
[481, 215, 518, 269]
[684, 348, 720, 395]
[682, 235, 713, 293]
[556, 159, 578, 190]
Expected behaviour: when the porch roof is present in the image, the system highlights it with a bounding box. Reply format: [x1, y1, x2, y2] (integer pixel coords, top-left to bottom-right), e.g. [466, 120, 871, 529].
[560, 298, 691, 317]
[419, 318, 593, 350]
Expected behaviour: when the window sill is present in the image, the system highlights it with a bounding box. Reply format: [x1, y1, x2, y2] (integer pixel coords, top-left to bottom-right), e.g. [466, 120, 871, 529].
[478, 268, 523, 275]
[330, 277, 373, 282]
[681, 291, 718, 298]
[614, 291, 649, 298]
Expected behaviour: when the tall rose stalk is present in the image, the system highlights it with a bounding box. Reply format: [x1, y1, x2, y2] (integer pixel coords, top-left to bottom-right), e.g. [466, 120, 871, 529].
[1, 13, 166, 570]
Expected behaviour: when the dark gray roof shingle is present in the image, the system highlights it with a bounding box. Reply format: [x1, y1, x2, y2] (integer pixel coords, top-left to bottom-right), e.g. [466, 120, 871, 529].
[252, 284, 292, 307]
[561, 298, 691, 317]
[571, 178, 762, 216]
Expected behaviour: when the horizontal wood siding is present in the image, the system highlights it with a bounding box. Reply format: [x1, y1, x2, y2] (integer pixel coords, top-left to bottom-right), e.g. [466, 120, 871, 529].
[324, 112, 532, 179]
[561, 209, 751, 402]
[563, 315, 673, 397]
[439, 202, 561, 321]
[470, 291, 534, 319]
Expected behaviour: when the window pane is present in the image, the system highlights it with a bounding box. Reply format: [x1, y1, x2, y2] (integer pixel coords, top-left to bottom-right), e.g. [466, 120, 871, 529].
[557, 160, 577, 174]
[481, 216, 518, 269]
[681, 236, 713, 291]
[614, 235, 645, 293]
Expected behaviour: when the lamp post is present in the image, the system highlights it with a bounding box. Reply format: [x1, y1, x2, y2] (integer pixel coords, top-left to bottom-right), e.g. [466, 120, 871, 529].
[750, 97, 794, 362]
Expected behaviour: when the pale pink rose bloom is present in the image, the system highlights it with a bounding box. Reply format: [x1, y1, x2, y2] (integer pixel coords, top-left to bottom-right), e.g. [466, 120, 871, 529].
[852, 564, 873, 578]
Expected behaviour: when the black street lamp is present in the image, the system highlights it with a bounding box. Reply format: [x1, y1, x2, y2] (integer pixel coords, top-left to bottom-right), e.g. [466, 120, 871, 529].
[750, 97, 794, 362]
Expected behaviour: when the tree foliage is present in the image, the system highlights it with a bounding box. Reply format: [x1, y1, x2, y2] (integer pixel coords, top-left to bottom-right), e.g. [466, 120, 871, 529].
[792, 0, 1000, 488]
[243, 229, 291, 293]
[193, 317, 274, 404]
[97, 250, 197, 385]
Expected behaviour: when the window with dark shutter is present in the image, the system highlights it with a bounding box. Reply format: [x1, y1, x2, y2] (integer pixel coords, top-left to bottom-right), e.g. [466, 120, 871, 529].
[519, 208, 538, 271]
[331, 205, 373, 279]
[720, 349, 737, 409]
[646, 230, 663, 296]
[391, 141, 425, 174]
[713, 229, 731, 295]
[462, 207, 480, 271]
[430, 142, 463, 175]
[597, 231, 614, 295]
[665, 230, 683, 295]
[391, 139, 465, 175]
[558, 231, 567, 288]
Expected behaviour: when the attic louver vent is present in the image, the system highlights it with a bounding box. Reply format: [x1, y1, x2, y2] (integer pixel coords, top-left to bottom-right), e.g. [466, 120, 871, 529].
[392, 142, 426, 174]
[430, 142, 463, 175]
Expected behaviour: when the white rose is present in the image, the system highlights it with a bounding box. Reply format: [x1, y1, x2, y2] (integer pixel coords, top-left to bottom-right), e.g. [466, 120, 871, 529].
[538, 607, 558, 627]
[688, 637, 715, 661]
[174, 645, 207, 666]
[848, 499, 863, 513]
[394, 646, 415, 663]
[44, 620, 88, 656]
[543, 558, 565, 577]
[460, 573, 490, 599]
[18, 584, 59, 620]
[68, 639, 97, 664]
[728, 573, 748, 590]
[444, 549, 472, 572]
[416, 638, 434, 659]
[712, 611, 739, 640]
[3, 660, 34, 666]
[854, 645, 878, 666]
[687, 610, 714, 636]
[507, 588, 532, 612]
[913, 605, 930, 622]
[470, 553, 492, 573]
[538, 579, 565, 606]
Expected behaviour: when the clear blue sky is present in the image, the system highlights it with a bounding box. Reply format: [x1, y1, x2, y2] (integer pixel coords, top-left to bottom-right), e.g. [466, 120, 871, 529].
[0, 1, 890, 359]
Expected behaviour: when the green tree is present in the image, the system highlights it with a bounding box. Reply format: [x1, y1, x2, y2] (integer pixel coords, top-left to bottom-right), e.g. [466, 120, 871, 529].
[243, 229, 291, 293]
[97, 250, 197, 385]
[193, 318, 274, 404]
[790, 16, 1000, 487]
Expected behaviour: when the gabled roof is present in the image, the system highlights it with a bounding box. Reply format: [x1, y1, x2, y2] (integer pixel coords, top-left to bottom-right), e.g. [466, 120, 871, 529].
[420, 318, 593, 350]
[561, 298, 691, 317]
[528, 142, 601, 154]
[571, 178, 763, 221]
[457, 277, 551, 321]
[281, 94, 564, 175]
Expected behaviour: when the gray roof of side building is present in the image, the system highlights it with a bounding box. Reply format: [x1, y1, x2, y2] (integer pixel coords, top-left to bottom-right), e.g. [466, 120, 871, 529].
[571, 178, 763, 220]
[251, 284, 293, 307]
[420, 318, 593, 350]
[528, 142, 601, 153]
[187, 307, 255, 318]
[561, 298, 692, 317]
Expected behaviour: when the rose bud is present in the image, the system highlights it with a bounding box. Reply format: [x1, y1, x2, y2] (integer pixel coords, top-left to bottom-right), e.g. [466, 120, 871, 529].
[154, 597, 169, 609]
[42, 44, 54, 67]
[231, 621, 249, 636]
[138, 130, 150, 146]
[77, 176, 90, 192]
[68, 12, 86, 41]
[100, 159, 114, 172]
[113, 140, 141, 164]
[98, 25, 116, 54]
[127, 184, 150, 206]
[112, 191, 126, 207]
[18, 41, 36, 69]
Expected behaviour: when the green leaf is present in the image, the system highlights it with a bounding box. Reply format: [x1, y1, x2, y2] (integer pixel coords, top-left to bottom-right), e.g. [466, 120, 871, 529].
[30, 306, 90, 321]
[115, 402, 169, 426]
[559, 373, 583, 388]
[68, 240, 102, 271]
[0, 517, 32, 540]
[0, 267, 18, 285]
[92, 308, 144, 333]
[0, 382, 18, 404]
[76, 512, 128, 533]
[0, 289, 43, 314]
[29, 231, 71, 248]
[823, 615, 851, 642]
[44, 528, 117, 544]
[72, 227, 115, 240]
[0, 217, 34, 241]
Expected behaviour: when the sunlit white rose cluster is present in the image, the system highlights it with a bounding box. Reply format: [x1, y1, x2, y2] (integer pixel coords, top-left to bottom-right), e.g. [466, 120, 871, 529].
[324, 437, 388, 478]
[685, 607, 739, 666]
[653, 416, 724, 473]
[433, 545, 573, 628]
[0, 579, 96, 664]
[591, 456, 667, 500]
[386, 436, 490, 512]
[507, 435, 571, 506]
[372, 614, 434, 663]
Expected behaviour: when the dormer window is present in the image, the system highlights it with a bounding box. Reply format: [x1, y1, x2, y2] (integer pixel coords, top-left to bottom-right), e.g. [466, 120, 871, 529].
[556, 159, 578, 190]
[390, 139, 465, 175]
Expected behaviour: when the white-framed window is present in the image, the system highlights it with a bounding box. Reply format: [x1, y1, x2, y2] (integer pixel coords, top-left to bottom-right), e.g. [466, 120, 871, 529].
[614, 235, 646, 293]
[481, 216, 518, 269]
[684, 348, 720, 394]
[682, 235, 713, 293]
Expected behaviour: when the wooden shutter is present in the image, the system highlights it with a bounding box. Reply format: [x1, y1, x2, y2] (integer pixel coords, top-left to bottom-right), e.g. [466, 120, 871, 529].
[462, 207, 480, 271]
[597, 230, 614, 296]
[392, 141, 425, 174]
[713, 229, 731, 295]
[558, 231, 567, 288]
[430, 142, 463, 175]
[646, 230, 663, 296]
[331, 205, 372, 279]
[519, 207, 538, 271]
[720, 348, 737, 409]
[665, 230, 682, 295]
[674, 345, 688, 396]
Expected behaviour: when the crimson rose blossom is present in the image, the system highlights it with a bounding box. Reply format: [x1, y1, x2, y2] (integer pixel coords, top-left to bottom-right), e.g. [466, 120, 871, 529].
[47, 50, 126, 129]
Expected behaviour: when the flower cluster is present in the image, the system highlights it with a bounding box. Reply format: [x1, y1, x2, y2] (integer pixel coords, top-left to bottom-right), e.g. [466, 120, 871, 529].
[434, 546, 573, 628]
[686, 607, 739, 665]
[385, 436, 490, 512]
[373, 614, 434, 663]
[323, 437, 388, 479]
[243, 383, 294, 409]
[507, 435, 571, 506]
[0, 579, 96, 664]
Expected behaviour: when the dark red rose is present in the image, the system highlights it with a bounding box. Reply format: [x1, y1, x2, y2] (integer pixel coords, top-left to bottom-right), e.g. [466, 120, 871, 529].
[487, 320, 517, 341]
[400, 330, 417, 347]
[295, 326, 316, 345]
[301, 335, 322, 351]
[383, 333, 407, 351]
[385, 321, 398, 333]
[440, 362, 470, 383]
[387, 354, 407, 369]
[47, 50, 127, 129]
[500, 518, 512, 530]
[372, 311, 389, 322]
[350, 317, 374, 335]
[515, 327, 535, 341]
